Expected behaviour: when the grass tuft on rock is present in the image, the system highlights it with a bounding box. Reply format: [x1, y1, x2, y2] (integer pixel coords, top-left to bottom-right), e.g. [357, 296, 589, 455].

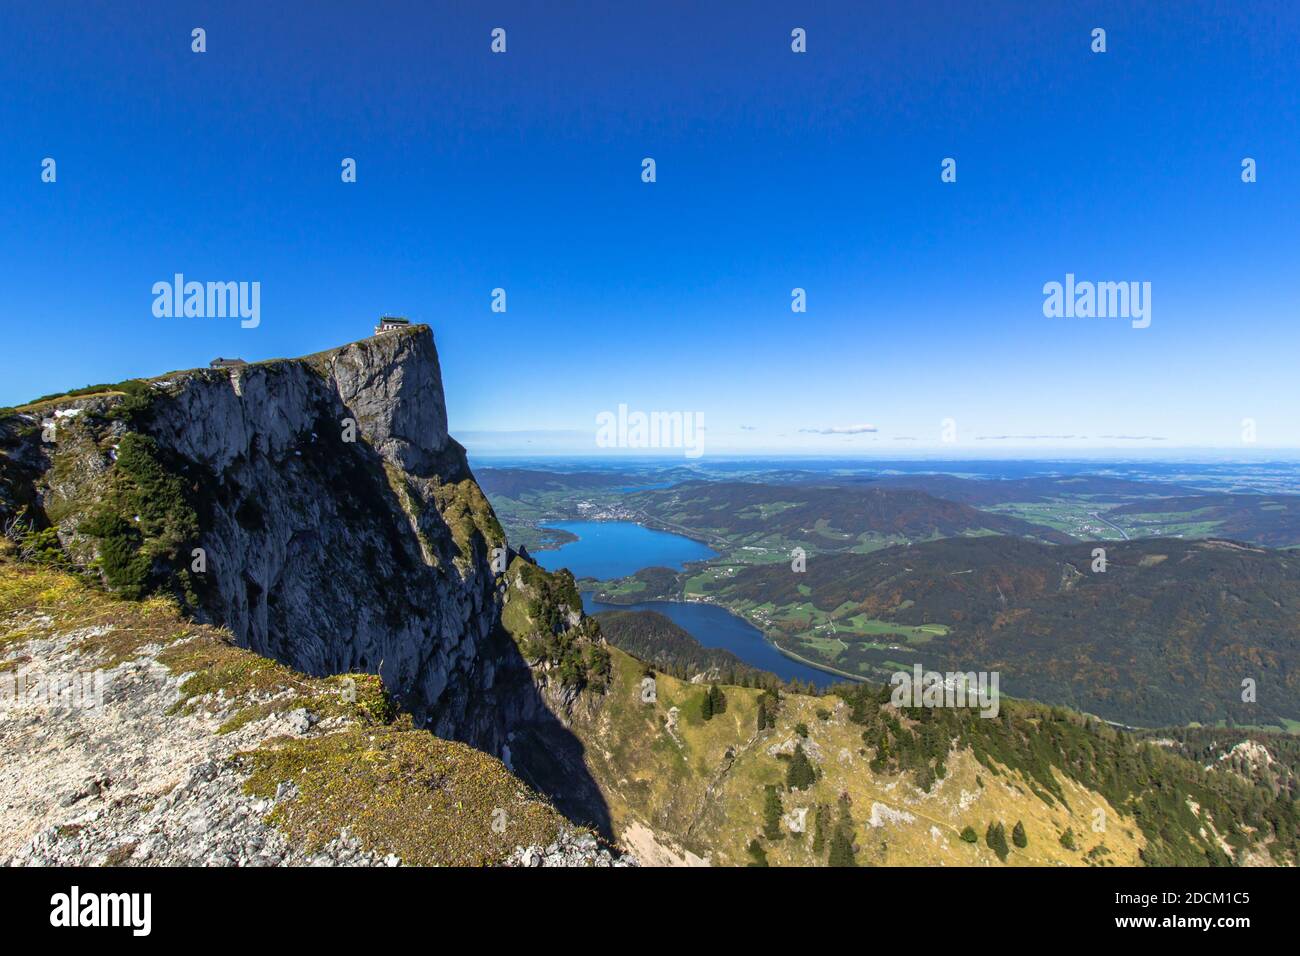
[239, 726, 565, 866]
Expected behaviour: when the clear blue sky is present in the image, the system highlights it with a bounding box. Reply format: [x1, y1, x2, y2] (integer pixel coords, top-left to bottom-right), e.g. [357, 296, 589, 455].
[2, 1, 1298, 454]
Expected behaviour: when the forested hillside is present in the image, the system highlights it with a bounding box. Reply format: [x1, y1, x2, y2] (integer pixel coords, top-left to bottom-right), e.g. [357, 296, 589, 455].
[709, 536, 1300, 728]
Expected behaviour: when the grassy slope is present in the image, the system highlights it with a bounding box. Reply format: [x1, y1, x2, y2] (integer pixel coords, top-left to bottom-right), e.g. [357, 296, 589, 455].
[568, 647, 1146, 866]
[0, 547, 572, 866]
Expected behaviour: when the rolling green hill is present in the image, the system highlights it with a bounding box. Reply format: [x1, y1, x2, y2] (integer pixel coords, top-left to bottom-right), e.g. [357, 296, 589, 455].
[1107, 494, 1300, 548]
[705, 536, 1300, 729]
[835, 473, 1202, 506]
[593, 608, 781, 689]
[626, 481, 1073, 554]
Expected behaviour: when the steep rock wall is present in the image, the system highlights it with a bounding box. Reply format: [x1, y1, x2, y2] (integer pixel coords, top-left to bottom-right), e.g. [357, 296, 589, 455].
[3, 328, 505, 738]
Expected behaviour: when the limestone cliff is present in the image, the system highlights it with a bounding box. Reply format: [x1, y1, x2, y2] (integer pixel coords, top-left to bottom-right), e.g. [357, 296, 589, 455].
[0, 327, 602, 808]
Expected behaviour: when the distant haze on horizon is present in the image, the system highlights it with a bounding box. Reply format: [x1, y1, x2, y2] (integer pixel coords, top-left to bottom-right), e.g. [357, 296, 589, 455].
[3, 2, 1298, 450]
[458, 429, 1300, 460]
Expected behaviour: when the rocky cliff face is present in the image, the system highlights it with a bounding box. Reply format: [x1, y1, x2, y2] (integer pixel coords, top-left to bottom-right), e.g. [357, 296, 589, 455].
[0, 327, 558, 754]
[153, 330, 505, 742]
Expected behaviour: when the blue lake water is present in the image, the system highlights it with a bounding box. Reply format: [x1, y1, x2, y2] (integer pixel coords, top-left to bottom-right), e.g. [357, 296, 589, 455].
[534, 519, 838, 688]
[615, 481, 677, 493]
[582, 594, 838, 689]
[534, 520, 716, 580]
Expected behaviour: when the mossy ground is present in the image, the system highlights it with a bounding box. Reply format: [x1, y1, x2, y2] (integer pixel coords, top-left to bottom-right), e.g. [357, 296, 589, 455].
[0, 543, 572, 866]
[156, 638, 395, 734]
[0, 543, 192, 666]
[430, 476, 505, 562]
[239, 725, 564, 866]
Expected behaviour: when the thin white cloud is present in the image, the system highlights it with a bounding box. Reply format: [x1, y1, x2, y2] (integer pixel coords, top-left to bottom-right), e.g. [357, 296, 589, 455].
[799, 424, 878, 435]
[976, 434, 1081, 441]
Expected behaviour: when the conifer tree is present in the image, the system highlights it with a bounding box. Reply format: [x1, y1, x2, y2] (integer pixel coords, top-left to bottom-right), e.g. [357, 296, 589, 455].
[787, 743, 817, 790]
[762, 785, 784, 841]
[827, 794, 856, 866]
[1012, 820, 1028, 849]
[986, 821, 1009, 861]
[870, 730, 892, 772]
[812, 804, 831, 855]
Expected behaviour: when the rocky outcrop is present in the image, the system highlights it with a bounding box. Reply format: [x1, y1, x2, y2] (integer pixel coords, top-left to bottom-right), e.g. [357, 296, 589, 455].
[2, 328, 568, 758]
[504, 830, 635, 868]
[143, 329, 451, 476]
[0, 326, 620, 847]
[327, 331, 450, 473]
[4, 330, 489, 728]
